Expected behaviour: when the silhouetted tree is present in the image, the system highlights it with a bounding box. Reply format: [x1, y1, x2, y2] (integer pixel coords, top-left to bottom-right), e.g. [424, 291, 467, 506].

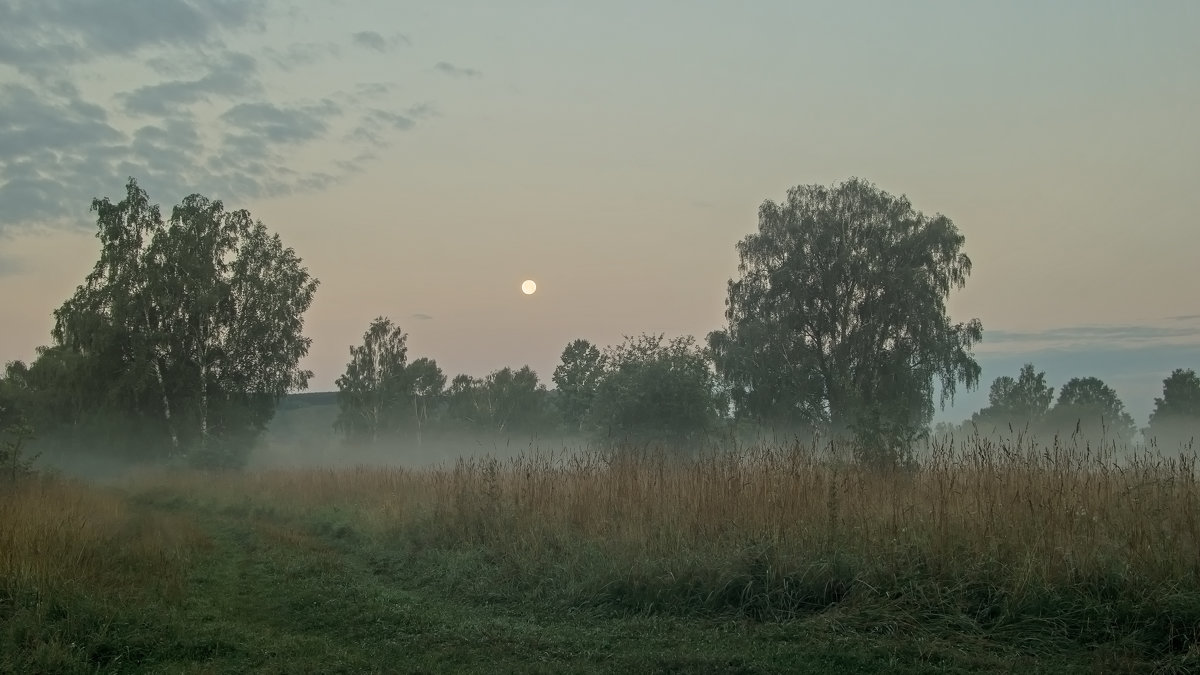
[51, 179, 318, 467]
[446, 367, 553, 433]
[1, 362, 40, 478]
[590, 334, 724, 445]
[1044, 376, 1137, 443]
[971, 364, 1054, 432]
[708, 178, 982, 464]
[335, 317, 411, 442]
[552, 339, 605, 431]
[405, 357, 447, 440]
[1145, 368, 1200, 450]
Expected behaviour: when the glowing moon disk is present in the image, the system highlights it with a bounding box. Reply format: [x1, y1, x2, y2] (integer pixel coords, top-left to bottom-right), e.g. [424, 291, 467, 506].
[521, 279, 537, 295]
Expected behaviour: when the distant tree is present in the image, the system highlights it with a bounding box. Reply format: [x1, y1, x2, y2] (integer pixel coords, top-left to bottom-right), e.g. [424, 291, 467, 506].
[484, 366, 552, 432]
[708, 179, 982, 464]
[0, 365, 37, 480]
[446, 367, 553, 433]
[446, 374, 484, 427]
[1145, 368, 1200, 449]
[552, 339, 605, 431]
[1044, 376, 1137, 442]
[590, 334, 724, 445]
[405, 357, 447, 440]
[971, 364, 1055, 432]
[51, 179, 318, 467]
[335, 317, 411, 442]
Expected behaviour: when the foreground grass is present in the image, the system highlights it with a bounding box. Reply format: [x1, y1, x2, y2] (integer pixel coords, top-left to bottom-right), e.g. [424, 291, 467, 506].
[3, 438, 1199, 672]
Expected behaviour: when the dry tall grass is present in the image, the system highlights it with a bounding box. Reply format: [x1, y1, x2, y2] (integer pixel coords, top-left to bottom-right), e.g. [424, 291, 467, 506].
[0, 477, 205, 599]
[127, 435, 1200, 619]
[6, 434, 1198, 655]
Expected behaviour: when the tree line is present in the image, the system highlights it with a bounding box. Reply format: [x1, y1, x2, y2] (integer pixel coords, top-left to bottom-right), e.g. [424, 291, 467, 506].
[941, 364, 1200, 449]
[2, 177, 1197, 471]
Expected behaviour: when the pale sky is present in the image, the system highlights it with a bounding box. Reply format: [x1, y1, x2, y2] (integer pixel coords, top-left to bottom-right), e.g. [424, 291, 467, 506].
[1, 1, 1197, 425]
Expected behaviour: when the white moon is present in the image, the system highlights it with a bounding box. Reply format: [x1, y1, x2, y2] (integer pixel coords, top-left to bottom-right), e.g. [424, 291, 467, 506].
[521, 279, 537, 295]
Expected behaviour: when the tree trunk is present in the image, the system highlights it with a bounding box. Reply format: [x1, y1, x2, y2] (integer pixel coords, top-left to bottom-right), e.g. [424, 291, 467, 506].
[413, 397, 422, 448]
[152, 357, 180, 453]
[142, 302, 179, 455]
[199, 353, 209, 451]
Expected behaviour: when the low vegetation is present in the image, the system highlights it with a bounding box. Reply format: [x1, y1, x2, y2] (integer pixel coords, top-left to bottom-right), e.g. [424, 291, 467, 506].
[3, 435, 1199, 672]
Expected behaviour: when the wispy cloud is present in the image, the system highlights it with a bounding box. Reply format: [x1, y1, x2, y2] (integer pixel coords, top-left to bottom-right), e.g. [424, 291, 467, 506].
[221, 100, 341, 145]
[346, 107, 423, 145]
[433, 61, 481, 78]
[265, 41, 342, 71]
[352, 31, 409, 52]
[0, 1, 451, 233]
[981, 316, 1200, 353]
[0, 0, 264, 78]
[120, 51, 261, 116]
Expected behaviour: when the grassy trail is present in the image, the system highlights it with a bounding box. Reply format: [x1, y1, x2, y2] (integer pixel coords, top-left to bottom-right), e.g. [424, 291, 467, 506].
[3, 488, 1147, 674]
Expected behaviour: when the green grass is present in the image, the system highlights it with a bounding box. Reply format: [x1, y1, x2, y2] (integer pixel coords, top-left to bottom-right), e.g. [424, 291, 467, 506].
[2, 499, 1127, 674]
[4, 440, 1200, 673]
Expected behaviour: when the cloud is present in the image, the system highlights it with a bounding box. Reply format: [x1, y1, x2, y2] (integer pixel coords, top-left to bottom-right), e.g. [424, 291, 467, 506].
[352, 31, 409, 53]
[0, 84, 131, 231]
[0, 85, 124, 160]
[410, 313, 434, 321]
[220, 99, 341, 145]
[0, 1, 443, 233]
[265, 41, 342, 71]
[347, 107, 419, 145]
[0, 84, 357, 232]
[433, 61, 481, 78]
[120, 51, 261, 116]
[0, 0, 264, 77]
[981, 317, 1200, 353]
[404, 102, 438, 119]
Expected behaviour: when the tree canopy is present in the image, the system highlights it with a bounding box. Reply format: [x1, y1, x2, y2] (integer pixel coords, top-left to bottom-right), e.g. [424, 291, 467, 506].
[335, 317, 413, 441]
[590, 334, 724, 445]
[46, 178, 318, 466]
[1044, 377, 1137, 442]
[971, 364, 1055, 432]
[708, 178, 982, 459]
[1145, 368, 1200, 449]
[552, 339, 606, 432]
[446, 366, 553, 433]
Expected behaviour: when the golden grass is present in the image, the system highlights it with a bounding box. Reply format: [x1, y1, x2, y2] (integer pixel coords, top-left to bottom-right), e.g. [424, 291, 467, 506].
[6, 433, 1198, 640]
[0, 476, 206, 599]
[123, 436, 1200, 596]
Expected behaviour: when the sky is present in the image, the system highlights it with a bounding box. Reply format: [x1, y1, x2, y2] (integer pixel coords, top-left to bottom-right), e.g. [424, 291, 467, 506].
[0, 0, 1197, 426]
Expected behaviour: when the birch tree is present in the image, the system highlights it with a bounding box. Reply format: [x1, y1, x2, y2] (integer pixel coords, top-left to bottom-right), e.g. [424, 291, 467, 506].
[335, 317, 411, 441]
[52, 178, 318, 466]
[708, 178, 982, 464]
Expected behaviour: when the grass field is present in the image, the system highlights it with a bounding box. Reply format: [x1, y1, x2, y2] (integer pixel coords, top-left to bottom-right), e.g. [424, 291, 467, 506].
[3, 436, 1199, 673]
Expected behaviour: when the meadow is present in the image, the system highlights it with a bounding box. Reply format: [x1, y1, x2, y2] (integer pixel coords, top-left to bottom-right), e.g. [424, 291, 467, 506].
[3, 434, 1199, 673]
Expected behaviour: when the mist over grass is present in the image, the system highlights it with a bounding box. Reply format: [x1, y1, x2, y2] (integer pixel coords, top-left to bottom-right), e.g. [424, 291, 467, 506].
[5, 430, 1200, 671]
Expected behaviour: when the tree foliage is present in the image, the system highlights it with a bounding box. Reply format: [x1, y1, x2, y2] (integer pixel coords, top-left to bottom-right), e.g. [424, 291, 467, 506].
[335, 317, 412, 441]
[552, 339, 605, 431]
[0, 364, 38, 480]
[406, 357, 447, 433]
[48, 178, 318, 467]
[708, 178, 982, 460]
[1146, 368, 1200, 449]
[971, 364, 1054, 431]
[590, 334, 724, 445]
[1045, 376, 1137, 442]
[446, 366, 552, 433]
